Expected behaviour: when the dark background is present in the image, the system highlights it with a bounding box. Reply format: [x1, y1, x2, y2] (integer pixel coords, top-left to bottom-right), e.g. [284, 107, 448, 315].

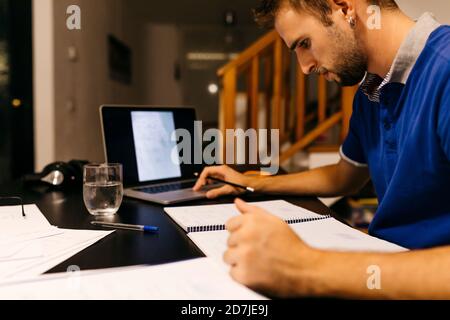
[0, 0, 34, 185]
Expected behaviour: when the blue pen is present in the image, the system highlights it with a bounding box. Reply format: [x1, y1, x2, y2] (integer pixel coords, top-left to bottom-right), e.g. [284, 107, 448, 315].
[91, 221, 159, 233]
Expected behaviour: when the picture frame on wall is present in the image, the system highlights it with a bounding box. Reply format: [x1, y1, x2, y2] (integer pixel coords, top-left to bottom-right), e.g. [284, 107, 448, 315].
[108, 34, 132, 85]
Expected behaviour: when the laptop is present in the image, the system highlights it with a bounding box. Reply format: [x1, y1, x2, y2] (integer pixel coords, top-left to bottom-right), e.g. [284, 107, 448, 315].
[100, 105, 217, 205]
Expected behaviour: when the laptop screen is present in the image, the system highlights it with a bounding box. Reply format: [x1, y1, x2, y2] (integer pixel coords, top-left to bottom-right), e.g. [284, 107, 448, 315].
[131, 111, 181, 182]
[101, 106, 203, 187]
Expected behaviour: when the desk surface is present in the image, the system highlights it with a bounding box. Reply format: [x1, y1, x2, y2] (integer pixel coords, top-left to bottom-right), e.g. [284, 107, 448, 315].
[0, 181, 334, 274]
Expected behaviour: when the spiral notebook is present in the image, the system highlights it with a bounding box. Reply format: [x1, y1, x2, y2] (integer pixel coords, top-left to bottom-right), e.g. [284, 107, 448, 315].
[164, 200, 331, 233]
[188, 219, 407, 265]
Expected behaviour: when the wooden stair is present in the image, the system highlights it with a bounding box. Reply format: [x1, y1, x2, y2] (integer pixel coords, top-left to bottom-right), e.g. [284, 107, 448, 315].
[217, 30, 358, 168]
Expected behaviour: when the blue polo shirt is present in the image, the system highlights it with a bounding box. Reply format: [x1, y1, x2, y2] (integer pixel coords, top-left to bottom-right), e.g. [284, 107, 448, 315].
[341, 23, 450, 249]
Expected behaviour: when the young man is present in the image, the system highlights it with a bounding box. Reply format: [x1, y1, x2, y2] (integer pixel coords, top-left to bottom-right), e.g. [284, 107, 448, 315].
[193, 0, 450, 299]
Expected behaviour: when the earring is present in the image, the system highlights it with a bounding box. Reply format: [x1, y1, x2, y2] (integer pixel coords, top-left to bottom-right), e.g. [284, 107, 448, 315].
[348, 16, 356, 28]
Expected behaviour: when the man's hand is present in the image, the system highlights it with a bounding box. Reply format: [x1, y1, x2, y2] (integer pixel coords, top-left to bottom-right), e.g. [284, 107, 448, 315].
[223, 199, 322, 298]
[193, 166, 252, 199]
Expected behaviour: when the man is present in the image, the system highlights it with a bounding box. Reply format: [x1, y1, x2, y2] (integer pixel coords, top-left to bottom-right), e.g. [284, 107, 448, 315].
[193, 0, 450, 298]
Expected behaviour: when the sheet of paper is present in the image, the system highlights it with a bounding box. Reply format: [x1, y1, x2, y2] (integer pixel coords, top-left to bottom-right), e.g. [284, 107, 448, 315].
[0, 229, 114, 280]
[0, 205, 54, 241]
[0, 205, 63, 262]
[0, 228, 64, 260]
[0, 227, 62, 247]
[165, 200, 327, 230]
[0, 205, 50, 226]
[188, 218, 407, 265]
[0, 258, 266, 300]
[188, 231, 229, 264]
[290, 218, 407, 253]
[16, 232, 114, 279]
[0, 241, 45, 262]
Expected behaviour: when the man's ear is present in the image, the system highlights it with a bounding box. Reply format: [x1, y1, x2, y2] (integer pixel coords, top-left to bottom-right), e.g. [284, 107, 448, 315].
[330, 0, 356, 19]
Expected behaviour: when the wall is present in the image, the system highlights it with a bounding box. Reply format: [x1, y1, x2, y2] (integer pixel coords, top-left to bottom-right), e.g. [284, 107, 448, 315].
[52, 0, 144, 165]
[179, 25, 264, 124]
[33, 0, 146, 170]
[142, 24, 183, 106]
[140, 24, 264, 124]
[33, 1, 263, 170]
[33, 0, 55, 171]
[397, 0, 450, 24]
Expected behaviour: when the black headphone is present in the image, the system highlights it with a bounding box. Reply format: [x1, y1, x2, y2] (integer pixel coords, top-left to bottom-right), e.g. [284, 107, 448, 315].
[23, 160, 88, 189]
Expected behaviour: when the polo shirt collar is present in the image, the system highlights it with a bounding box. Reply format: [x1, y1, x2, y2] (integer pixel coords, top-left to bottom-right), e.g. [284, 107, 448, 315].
[361, 12, 441, 102]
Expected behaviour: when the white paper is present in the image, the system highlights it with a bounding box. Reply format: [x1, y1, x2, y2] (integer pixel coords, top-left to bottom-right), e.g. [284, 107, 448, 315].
[0, 229, 114, 280]
[17, 231, 114, 279]
[0, 241, 45, 262]
[0, 202, 116, 281]
[165, 200, 327, 231]
[188, 218, 407, 265]
[0, 228, 65, 260]
[0, 258, 266, 300]
[0, 205, 50, 226]
[290, 218, 407, 253]
[0, 205, 54, 242]
[188, 231, 229, 263]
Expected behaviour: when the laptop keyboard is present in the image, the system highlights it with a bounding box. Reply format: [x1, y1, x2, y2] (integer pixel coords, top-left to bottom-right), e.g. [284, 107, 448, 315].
[134, 181, 196, 194]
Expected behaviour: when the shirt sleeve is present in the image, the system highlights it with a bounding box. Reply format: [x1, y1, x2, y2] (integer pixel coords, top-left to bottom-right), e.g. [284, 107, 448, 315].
[341, 91, 368, 167]
[438, 77, 450, 160]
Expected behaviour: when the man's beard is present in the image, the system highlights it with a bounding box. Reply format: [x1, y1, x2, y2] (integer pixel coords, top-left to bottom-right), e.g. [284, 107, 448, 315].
[325, 26, 368, 86]
[333, 49, 367, 86]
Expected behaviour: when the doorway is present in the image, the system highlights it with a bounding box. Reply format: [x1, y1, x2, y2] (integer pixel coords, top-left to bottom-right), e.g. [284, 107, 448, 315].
[0, 0, 34, 184]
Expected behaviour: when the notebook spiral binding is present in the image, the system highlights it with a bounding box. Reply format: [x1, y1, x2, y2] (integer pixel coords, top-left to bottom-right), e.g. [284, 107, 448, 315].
[284, 215, 331, 225]
[188, 225, 226, 233]
[187, 215, 331, 233]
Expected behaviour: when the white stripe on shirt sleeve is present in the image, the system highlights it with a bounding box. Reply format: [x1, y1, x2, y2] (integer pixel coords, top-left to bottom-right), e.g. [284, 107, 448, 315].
[339, 146, 368, 168]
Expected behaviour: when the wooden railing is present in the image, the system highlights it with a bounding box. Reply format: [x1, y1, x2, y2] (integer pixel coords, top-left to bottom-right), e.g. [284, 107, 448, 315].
[218, 30, 358, 165]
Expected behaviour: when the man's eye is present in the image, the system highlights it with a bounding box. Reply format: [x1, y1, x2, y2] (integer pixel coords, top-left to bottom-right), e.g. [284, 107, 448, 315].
[299, 39, 310, 49]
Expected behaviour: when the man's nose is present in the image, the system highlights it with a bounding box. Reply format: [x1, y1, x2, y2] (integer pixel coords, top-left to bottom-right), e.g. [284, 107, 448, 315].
[297, 52, 316, 75]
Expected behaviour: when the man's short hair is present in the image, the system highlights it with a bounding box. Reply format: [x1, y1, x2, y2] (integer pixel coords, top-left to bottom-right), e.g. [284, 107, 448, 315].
[254, 0, 398, 27]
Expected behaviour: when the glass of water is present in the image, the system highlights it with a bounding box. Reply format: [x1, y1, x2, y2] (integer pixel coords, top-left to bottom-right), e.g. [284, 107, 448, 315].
[83, 163, 123, 216]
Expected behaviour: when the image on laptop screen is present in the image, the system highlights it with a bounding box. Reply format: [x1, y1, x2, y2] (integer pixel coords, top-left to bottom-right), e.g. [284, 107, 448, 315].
[131, 111, 182, 182]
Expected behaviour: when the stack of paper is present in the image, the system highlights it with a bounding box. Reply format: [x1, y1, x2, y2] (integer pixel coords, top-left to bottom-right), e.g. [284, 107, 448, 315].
[0, 205, 113, 281]
[0, 258, 265, 300]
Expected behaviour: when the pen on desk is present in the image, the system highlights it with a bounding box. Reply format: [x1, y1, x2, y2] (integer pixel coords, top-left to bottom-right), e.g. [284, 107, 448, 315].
[91, 221, 159, 233]
[194, 172, 255, 193]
